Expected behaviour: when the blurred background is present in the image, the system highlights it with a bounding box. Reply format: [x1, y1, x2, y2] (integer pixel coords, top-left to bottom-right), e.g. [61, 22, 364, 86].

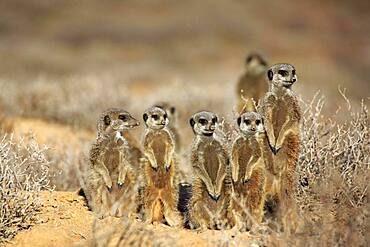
[0, 0, 369, 130]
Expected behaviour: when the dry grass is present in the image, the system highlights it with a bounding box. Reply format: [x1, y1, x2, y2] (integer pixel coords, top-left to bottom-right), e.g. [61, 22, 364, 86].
[0, 134, 51, 243]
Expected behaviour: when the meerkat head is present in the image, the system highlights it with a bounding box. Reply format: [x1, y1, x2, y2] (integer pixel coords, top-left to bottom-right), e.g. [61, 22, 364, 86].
[153, 101, 177, 123]
[267, 63, 297, 89]
[189, 111, 218, 137]
[143, 106, 169, 130]
[97, 108, 140, 134]
[237, 112, 264, 136]
[245, 52, 268, 74]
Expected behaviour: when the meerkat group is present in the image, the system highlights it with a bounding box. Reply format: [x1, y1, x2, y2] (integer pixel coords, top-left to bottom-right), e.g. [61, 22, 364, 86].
[83, 55, 301, 232]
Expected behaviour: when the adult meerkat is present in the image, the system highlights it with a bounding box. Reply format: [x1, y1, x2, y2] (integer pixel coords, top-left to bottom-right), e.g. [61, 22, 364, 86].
[188, 111, 232, 230]
[261, 63, 301, 229]
[229, 112, 269, 229]
[85, 108, 141, 218]
[142, 106, 181, 227]
[236, 53, 268, 113]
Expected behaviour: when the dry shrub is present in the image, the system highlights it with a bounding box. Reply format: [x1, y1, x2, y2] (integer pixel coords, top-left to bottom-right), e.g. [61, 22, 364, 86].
[0, 134, 51, 243]
[287, 93, 369, 246]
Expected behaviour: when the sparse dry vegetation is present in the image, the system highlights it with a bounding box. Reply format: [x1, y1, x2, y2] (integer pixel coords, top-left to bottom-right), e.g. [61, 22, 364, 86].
[0, 134, 51, 243]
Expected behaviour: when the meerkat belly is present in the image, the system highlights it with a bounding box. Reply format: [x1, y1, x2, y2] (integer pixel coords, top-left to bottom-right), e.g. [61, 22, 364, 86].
[102, 149, 120, 177]
[237, 144, 253, 182]
[151, 135, 169, 166]
[203, 146, 220, 183]
[273, 99, 289, 137]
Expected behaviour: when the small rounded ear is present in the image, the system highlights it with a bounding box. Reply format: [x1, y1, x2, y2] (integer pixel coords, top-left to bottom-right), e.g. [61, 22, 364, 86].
[237, 116, 242, 126]
[143, 113, 148, 122]
[189, 118, 195, 128]
[267, 69, 273, 81]
[170, 107, 176, 114]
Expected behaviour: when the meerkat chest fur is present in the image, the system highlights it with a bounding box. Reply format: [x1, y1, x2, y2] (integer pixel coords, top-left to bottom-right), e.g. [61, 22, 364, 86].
[271, 90, 300, 136]
[236, 136, 261, 182]
[196, 137, 225, 182]
[146, 129, 173, 166]
[102, 137, 131, 175]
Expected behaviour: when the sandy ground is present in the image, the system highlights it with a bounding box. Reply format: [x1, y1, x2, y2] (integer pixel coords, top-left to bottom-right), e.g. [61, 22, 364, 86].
[4, 191, 253, 247]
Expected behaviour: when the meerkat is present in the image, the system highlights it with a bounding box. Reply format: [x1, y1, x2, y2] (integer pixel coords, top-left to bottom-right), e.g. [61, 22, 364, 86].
[188, 111, 232, 230]
[85, 108, 141, 218]
[229, 111, 268, 230]
[236, 53, 268, 113]
[261, 63, 301, 230]
[142, 106, 181, 227]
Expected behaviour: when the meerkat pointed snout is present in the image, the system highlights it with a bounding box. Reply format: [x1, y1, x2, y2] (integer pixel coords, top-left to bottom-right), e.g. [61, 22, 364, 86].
[267, 63, 298, 89]
[237, 112, 264, 135]
[143, 107, 169, 130]
[189, 111, 218, 137]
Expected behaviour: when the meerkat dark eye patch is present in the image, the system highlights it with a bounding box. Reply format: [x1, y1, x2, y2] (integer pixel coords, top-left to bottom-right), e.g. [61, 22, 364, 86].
[119, 114, 127, 121]
[199, 118, 208, 125]
[256, 119, 261, 125]
[292, 70, 296, 75]
[278, 70, 289, 77]
[267, 69, 273, 80]
[143, 113, 148, 122]
[104, 115, 111, 126]
[163, 113, 168, 119]
[237, 117, 242, 126]
[244, 119, 251, 125]
[246, 55, 253, 64]
[189, 118, 195, 127]
[260, 59, 267, 67]
[212, 117, 217, 124]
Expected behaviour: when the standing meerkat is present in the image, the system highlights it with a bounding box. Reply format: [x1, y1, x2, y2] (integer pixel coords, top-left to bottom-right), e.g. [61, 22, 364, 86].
[188, 111, 232, 230]
[236, 53, 268, 113]
[85, 108, 141, 218]
[142, 106, 181, 227]
[229, 112, 269, 229]
[261, 63, 301, 229]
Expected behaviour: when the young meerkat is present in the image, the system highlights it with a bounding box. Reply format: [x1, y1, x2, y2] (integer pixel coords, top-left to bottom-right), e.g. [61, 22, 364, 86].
[85, 108, 141, 218]
[229, 111, 270, 229]
[188, 111, 232, 230]
[261, 63, 301, 229]
[236, 53, 268, 113]
[142, 106, 181, 227]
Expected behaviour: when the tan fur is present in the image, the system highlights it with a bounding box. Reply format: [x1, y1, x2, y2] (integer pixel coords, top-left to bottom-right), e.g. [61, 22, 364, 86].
[229, 135, 266, 229]
[261, 63, 301, 231]
[85, 108, 142, 218]
[142, 107, 181, 227]
[188, 111, 232, 230]
[236, 53, 268, 113]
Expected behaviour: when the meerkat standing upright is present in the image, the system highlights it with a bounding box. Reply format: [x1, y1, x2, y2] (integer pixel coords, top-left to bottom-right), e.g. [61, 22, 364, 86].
[142, 106, 181, 227]
[229, 111, 269, 229]
[261, 63, 301, 229]
[188, 111, 232, 230]
[85, 108, 141, 218]
[236, 53, 268, 113]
